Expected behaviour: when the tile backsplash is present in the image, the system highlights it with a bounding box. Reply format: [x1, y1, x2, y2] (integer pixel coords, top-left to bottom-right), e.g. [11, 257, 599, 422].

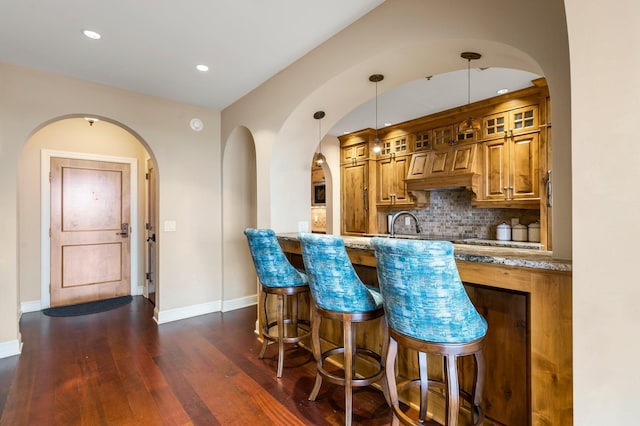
[388, 189, 540, 239]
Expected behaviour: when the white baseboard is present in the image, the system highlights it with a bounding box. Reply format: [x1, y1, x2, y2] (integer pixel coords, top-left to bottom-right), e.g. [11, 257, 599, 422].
[21, 300, 42, 315]
[155, 300, 222, 324]
[153, 294, 258, 324]
[0, 339, 22, 359]
[222, 294, 257, 312]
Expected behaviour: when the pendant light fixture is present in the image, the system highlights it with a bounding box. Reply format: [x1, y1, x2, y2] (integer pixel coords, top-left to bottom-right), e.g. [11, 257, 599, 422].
[458, 52, 482, 136]
[369, 74, 384, 154]
[313, 111, 326, 165]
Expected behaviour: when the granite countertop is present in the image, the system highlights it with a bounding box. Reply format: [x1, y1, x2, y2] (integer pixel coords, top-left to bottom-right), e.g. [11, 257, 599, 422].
[278, 233, 572, 272]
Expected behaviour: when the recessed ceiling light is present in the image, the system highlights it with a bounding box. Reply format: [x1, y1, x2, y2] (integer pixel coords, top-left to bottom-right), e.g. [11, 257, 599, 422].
[82, 29, 101, 40]
[497, 88, 509, 95]
[384, 122, 392, 127]
[196, 64, 209, 72]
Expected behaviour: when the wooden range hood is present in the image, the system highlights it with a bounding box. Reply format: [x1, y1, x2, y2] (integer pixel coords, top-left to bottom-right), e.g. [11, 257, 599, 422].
[404, 144, 480, 198]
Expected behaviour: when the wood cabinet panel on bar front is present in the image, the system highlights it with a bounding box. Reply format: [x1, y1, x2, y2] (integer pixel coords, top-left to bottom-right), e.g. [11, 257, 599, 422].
[339, 78, 552, 244]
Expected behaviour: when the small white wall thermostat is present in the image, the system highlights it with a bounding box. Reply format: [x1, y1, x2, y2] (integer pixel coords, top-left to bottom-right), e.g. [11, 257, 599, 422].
[190, 118, 204, 132]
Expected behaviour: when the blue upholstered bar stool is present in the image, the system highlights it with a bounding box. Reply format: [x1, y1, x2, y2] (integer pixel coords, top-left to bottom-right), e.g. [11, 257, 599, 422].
[299, 233, 389, 426]
[244, 228, 311, 378]
[371, 238, 487, 426]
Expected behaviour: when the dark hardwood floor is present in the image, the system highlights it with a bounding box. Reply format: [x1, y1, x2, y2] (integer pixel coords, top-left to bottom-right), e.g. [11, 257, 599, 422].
[0, 296, 392, 425]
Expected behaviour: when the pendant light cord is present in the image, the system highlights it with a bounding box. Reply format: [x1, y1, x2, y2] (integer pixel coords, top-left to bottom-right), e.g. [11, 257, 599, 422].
[375, 79, 379, 141]
[318, 116, 322, 153]
[467, 58, 471, 105]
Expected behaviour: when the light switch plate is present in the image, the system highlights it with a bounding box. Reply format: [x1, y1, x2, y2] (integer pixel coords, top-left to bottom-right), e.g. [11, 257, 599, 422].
[405, 216, 411, 226]
[164, 220, 177, 232]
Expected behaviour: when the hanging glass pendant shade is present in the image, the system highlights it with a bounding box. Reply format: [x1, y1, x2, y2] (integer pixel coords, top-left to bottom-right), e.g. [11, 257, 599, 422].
[314, 151, 326, 165]
[458, 52, 482, 136]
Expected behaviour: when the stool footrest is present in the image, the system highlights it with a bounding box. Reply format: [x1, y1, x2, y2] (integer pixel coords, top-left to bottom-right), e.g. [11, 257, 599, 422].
[261, 319, 311, 345]
[316, 346, 385, 387]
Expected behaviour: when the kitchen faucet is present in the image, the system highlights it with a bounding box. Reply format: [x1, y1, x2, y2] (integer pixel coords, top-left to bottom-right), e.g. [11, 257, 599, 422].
[389, 211, 422, 237]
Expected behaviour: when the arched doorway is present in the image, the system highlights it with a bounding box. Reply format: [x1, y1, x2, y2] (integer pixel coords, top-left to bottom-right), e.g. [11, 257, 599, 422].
[18, 116, 158, 310]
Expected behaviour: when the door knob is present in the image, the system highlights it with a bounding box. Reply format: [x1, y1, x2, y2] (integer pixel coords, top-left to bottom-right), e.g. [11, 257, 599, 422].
[116, 223, 129, 237]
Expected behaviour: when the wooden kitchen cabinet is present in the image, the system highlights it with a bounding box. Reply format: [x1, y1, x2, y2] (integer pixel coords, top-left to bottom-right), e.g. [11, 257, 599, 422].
[479, 133, 539, 207]
[341, 160, 369, 234]
[311, 162, 324, 182]
[340, 82, 549, 234]
[431, 125, 455, 150]
[340, 131, 376, 235]
[431, 123, 477, 149]
[380, 135, 409, 156]
[376, 153, 413, 207]
[483, 104, 539, 139]
[342, 142, 368, 163]
[414, 130, 430, 151]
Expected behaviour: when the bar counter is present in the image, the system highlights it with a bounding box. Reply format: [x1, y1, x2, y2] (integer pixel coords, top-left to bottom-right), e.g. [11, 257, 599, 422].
[276, 233, 572, 426]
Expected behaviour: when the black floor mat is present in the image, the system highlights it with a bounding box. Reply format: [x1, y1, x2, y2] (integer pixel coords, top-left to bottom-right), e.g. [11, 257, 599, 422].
[42, 295, 133, 317]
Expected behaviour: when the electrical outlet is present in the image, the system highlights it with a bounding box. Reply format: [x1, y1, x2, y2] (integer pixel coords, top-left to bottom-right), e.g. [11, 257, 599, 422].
[405, 216, 411, 226]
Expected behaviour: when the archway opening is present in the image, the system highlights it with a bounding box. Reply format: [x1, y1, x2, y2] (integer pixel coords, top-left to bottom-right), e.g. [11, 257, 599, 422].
[18, 116, 158, 310]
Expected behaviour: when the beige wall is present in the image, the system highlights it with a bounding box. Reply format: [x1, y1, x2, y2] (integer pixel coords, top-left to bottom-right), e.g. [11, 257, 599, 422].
[0, 61, 222, 346]
[222, 126, 257, 307]
[18, 118, 149, 302]
[565, 0, 640, 423]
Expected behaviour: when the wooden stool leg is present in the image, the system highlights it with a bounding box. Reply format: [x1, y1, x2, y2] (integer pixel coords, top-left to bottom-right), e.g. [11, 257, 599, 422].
[386, 336, 401, 426]
[379, 315, 391, 406]
[259, 290, 269, 359]
[343, 319, 355, 426]
[309, 308, 323, 401]
[276, 293, 285, 378]
[473, 350, 486, 424]
[292, 293, 299, 341]
[418, 351, 429, 422]
[445, 354, 460, 426]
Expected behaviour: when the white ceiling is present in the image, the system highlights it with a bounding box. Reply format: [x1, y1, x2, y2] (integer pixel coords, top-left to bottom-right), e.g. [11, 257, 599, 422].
[0, 0, 539, 136]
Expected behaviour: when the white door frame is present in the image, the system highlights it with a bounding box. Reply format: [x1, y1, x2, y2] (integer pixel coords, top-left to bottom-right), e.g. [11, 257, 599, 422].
[41, 149, 139, 308]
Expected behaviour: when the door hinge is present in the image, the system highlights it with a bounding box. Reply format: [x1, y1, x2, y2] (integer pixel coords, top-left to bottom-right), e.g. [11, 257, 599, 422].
[145, 272, 151, 280]
[49, 172, 52, 182]
[145, 173, 149, 180]
[145, 222, 151, 230]
[49, 228, 51, 237]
